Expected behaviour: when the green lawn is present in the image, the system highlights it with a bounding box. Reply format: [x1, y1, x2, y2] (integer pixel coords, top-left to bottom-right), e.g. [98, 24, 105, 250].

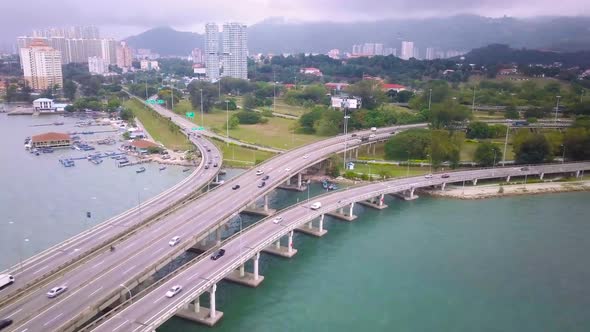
[174, 100, 323, 150]
[472, 110, 507, 120]
[125, 99, 192, 151]
[352, 163, 430, 179]
[461, 140, 515, 161]
[211, 139, 276, 167]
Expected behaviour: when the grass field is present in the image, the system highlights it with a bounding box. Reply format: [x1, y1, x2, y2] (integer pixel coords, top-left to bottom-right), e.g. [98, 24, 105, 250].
[472, 110, 507, 120]
[125, 99, 192, 151]
[351, 163, 430, 178]
[174, 100, 323, 150]
[211, 139, 276, 167]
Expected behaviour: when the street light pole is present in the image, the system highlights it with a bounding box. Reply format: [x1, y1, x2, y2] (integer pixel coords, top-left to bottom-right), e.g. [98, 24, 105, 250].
[200, 89, 204, 127]
[120, 284, 132, 303]
[472, 86, 476, 112]
[342, 98, 349, 170]
[554, 95, 561, 124]
[225, 100, 230, 147]
[502, 121, 511, 166]
[561, 144, 566, 164]
[428, 88, 432, 112]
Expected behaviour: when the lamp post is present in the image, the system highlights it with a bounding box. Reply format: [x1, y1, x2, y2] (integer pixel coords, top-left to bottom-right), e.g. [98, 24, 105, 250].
[492, 149, 497, 169]
[471, 86, 476, 112]
[502, 120, 511, 166]
[273, 81, 277, 114]
[561, 144, 566, 164]
[427, 153, 432, 174]
[428, 88, 432, 112]
[342, 98, 350, 170]
[406, 151, 410, 177]
[554, 95, 561, 124]
[199, 89, 204, 127]
[225, 100, 230, 147]
[120, 284, 132, 303]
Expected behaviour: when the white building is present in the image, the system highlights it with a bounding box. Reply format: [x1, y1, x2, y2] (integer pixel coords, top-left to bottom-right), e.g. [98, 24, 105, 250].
[222, 22, 248, 80]
[33, 98, 54, 110]
[374, 43, 384, 56]
[88, 56, 108, 74]
[116, 41, 133, 70]
[20, 39, 63, 90]
[140, 60, 159, 71]
[327, 49, 340, 59]
[425, 47, 436, 60]
[400, 41, 414, 60]
[205, 23, 220, 82]
[362, 43, 375, 56]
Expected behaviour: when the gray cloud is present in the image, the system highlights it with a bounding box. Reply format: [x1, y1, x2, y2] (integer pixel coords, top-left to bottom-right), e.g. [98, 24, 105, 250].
[1, 0, 588, 44]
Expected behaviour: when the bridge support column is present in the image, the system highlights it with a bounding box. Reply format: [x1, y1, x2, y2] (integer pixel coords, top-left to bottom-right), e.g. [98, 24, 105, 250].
[242, 196, 276, 217]
[472, 179, 478, 186]
[275, 239, 281, 249]
[253, 252, 260, 280]
[264, 195, 269, 212]
[224, 252, 265, 287]
[286, 176, 291, 185]
[355, 147, 359, 159]
[175, 284, 224, 326]
[297, 173, 302, 188]
[264, 232, 299, 257]
[358, 194, 388, 210]
[327, 203, 357, 221]
[576, 170, 580, 178]
[215, 228, 222, 245]
[239, 264, 245, 277]
[540, 172, 544, 180]
[295, 214, 327, 237]
[441, 183, 446, 191]
[194, 298, 200, 313]
[391, 187, 418, 201]
[287, 230, 294, 254]
[215, 174, 219, 183]
[506, 176, 511, 183]
[210, 284, 217, 319]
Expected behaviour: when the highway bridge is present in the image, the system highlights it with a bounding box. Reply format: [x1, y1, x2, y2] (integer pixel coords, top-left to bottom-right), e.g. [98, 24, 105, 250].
[1, 123, 424, 332]
[87, 162, 590, 331]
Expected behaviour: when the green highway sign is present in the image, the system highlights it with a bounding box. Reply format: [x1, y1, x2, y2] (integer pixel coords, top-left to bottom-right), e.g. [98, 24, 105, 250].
[191, 126, 204, 131]
[186, 112, 195, 118]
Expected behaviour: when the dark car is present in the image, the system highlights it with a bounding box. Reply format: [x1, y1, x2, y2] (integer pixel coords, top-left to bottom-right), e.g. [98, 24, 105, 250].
[232, 184, 240, 190]
[262, 175, 270, 181]
[206, 148, 211, 152]
[204, 165, 209, 169]
[520, 167, 529, 171]
[213, 163, 218, 168]
[351, 133, 357, 137]
[211, 249, 226, 260]
[0, 319, 13, 330]
[258, 181, 266, 188]
[441, 174, 450, 178]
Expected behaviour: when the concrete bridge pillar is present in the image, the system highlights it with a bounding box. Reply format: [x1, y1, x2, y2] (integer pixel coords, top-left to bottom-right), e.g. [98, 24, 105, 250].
[378, 194, 385, 206]
[348, 202, 355, 217]
[215, 174, 219, 183]
[338, 206, 344, 215]
[286, 176, 291, 186]
[306, 220, 313, 229]
[441, 183, 446, 191]
[576, 170, 580, 178]
[263, 195, 269, 212]
[193, 298, 200, 313]
[239, 264, 245, 277]
[215, 228, 222, 245]
[319, 214, 324, 232]
[506, 176, 511, 183]
[540, 172, 544, 180]
[472, 179, 478, 186]
[297, 173, 302, 188]
[253, 252, 260, 281]
[355, 147, 359, 159]
[410, 187, 415, 199]
[287, 230, 294, 254]
[275, 239, 281, 249]
[209, 284, 217, 319]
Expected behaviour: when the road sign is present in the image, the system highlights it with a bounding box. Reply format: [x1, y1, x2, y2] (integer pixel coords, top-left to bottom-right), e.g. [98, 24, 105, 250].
[186, 112, 195, 118]
[191, 126, 204, 131]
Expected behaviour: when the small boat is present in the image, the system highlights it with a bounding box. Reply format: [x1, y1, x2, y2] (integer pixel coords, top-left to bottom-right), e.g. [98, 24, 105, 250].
[136, 167, 146, 173]
[182, 168, 191, 173]
[159, 166, 167, 171]
[322, 179, 329, 189]
[53, 122, 64, 126]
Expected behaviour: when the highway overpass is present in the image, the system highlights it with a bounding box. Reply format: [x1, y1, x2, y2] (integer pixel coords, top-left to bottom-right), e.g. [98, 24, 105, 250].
[1, 123, 425, 332]
[87, 162, 590, 331]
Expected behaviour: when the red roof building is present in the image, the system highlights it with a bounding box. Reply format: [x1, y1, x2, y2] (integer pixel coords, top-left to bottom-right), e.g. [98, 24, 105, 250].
[325, 82, 349, 91]
[382, 83, 407, 92]
[31, 132, 71, 148]
[129, 139, 159, 150]
[300, 67, 323, 76]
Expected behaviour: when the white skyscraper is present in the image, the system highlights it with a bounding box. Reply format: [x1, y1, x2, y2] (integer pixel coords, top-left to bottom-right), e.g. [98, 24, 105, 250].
[222, 23, 248, 80]
[401, 41, 414, 60]
[425, 47, 436, 60]
[20, 39, 63, 90]
[205, 23, 220, 82]
[88, 56, 108, 74]
[374, 43, 384, 56]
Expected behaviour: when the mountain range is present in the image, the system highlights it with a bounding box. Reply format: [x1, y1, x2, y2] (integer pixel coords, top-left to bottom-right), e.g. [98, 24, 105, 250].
[124, 15, 590, 56]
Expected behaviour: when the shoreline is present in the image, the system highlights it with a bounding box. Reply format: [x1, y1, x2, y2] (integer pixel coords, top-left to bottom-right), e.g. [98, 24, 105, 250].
[420, 180, 590, 200]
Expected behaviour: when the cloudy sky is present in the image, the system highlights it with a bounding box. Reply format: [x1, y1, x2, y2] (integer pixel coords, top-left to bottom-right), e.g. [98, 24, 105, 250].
[1, 0, 589, 43]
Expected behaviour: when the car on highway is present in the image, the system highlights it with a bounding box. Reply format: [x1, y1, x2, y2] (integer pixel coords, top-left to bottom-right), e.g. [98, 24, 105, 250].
[169, 236, 181, 246]
[207, 160, 212, 164]
[441, 174, 450, 178]
[0, 319, 13, 330]
[262, 175, 270, 181]
[351, 133, 357, 137]
[424, 174, 433, 179]
[310, 202, 322, 210]
[256, 169, 264, 176]
[303, 154, 309, 159]
[204, 165, 209, 169]
[520, 167, 529, 171]
[206, 148, 211, 152]
[232, 184, 240, 190]
[285, 167, 291, 172]
[211, 248, 226, 260]
[47, 285, 67, 298]
[0, 274, 15, 289]
[166, 285, 183, 298]
[273, 216, 283, 224]
[258, 181, 266, 188]
[213, 163, 218, 167]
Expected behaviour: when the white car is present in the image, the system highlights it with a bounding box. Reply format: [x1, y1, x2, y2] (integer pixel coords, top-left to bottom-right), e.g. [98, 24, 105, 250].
[273, 216, 283, 224]
[424, 174, 433, 179]
[310, 202, 322, 210]
[166, 285, 182, 298]
[256, 170, 264, 176]
[169, 236, 181, 246]
[47, 285, 68, 298]
[285, 168, 291, 172]
[303, 155, 309, 159]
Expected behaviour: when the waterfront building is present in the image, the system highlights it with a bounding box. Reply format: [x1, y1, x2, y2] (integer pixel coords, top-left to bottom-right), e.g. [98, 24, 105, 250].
[205, 23, 220, 82]
[20, 39, 63, 90]
[88, 56, 109, 74]
[31, 132, 71, 148]
[127, 139, 160, 153]
[400, 41, 414, 60]
[222, 22, 248, 80]
[33, 98, 54, 111]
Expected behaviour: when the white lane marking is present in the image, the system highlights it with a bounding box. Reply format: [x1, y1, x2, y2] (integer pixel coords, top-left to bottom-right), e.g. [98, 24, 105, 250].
[43, 312, 63, 327]
[98, 232, 111, 240]
[20, 329, 28, 332]
[187, 274, 199, 281]
[91, 260, 105, 269]
[88, 286, 103, 298]
[112, 319, 129, 332]
[6, 308, 23, 317]
[122, 265, 137, 275]
[33, 265, 49, 274]
[152, 247, 164, 256]
[153, 296, 164, 304]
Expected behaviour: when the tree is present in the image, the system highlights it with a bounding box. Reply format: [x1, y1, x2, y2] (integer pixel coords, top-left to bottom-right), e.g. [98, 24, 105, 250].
[107, 97, 122, 112]
[120, 108, 134, 121]
[563, 127, 590, 161]
[345, 80, 387, 110]
[314, 110, 343, 136]
[430, 130, 464, 168]
[504, 105, 519, 119]
[225, 114, 240, 129]
[466, 121, 490, 139]
[63, 80, 77, 100]
[243, 94, 258, 111]
[514, 134, 551, 164]
[384, 129, 430, 160]
[188, 81, 218, 113]
[430, 99, 471, 129]
[474, 142, 503, 166]
[298, 107, 324, 134]
[235, 111, 263, 124]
